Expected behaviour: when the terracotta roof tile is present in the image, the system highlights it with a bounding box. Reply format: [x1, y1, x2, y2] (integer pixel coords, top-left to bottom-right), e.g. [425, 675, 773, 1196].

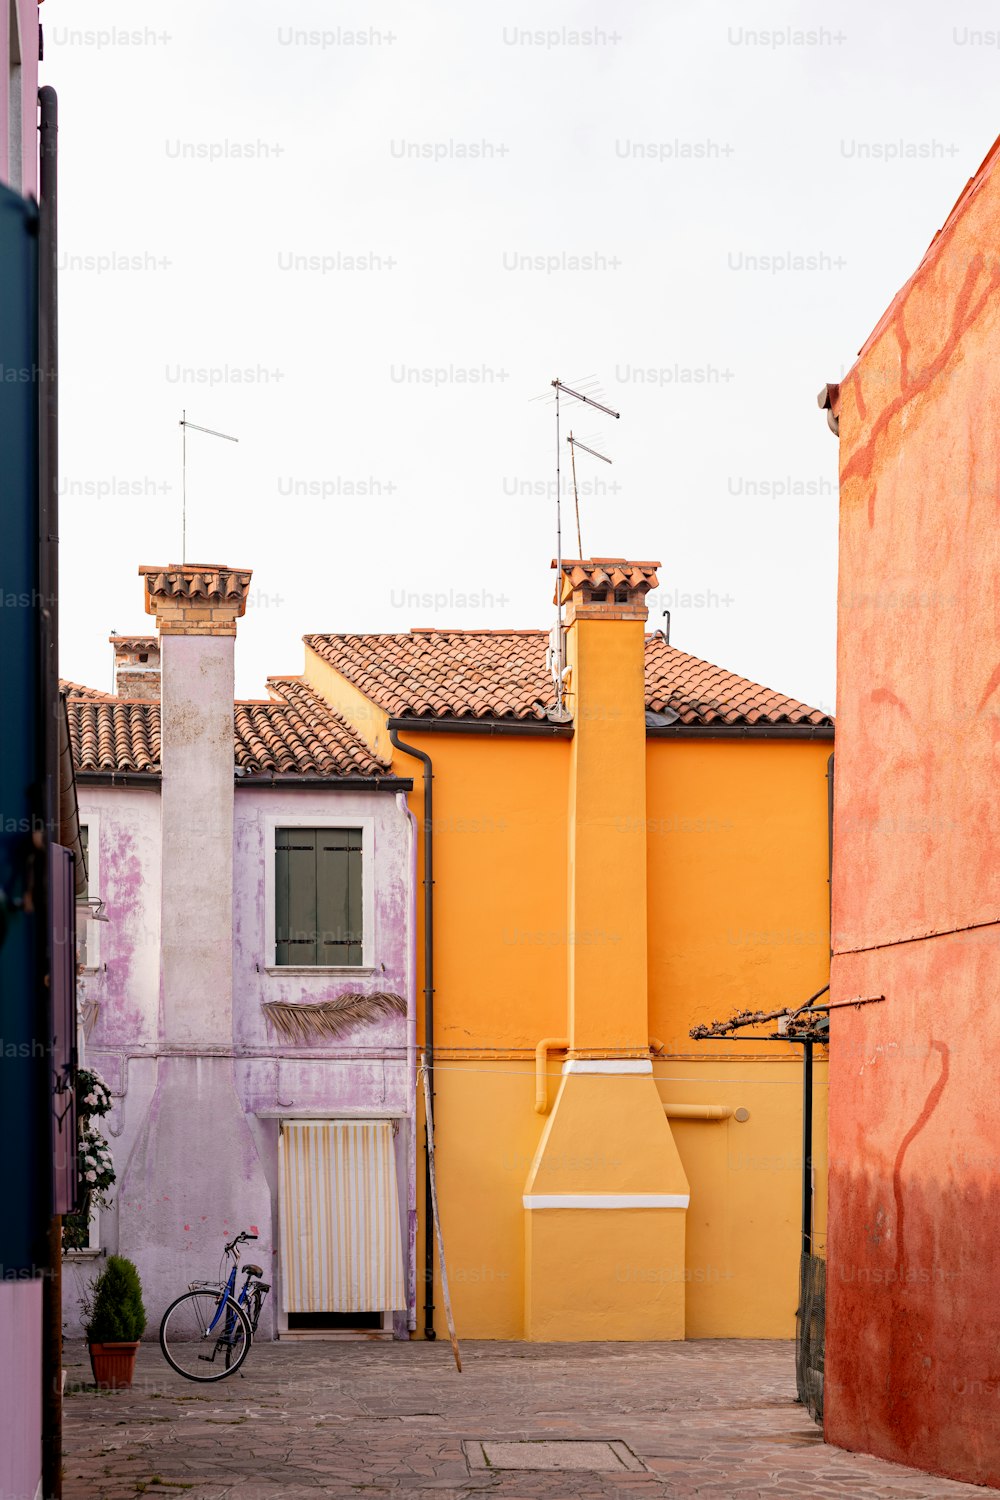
[554, 558, 660, 605]
[62, 678, 391, 778]
[66, 694, 161, 772]
[305, 631, 832, 728]
[644, 636, 832, 727]
[138, 565, 252, 604]
[235, 678, 389, 777]
[305, 630, 555, 721]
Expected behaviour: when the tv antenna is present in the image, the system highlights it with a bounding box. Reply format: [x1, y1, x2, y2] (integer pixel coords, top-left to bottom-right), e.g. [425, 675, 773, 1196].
[547, 378, 620, 721]
[179, 410, 239, 563]
[566, 431, 613, 558]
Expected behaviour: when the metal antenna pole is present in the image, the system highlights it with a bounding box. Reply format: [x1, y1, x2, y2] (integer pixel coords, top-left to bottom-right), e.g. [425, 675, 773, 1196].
[181, 408, 186, 563]
[179, 413, 239, 563]
[555, 380, 563, 709]
[544, 379, 620, 721]
[568, 430, 582, 557]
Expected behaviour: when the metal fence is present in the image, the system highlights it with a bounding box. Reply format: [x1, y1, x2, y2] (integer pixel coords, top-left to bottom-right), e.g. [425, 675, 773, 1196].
[796, 1252, 826, 1424]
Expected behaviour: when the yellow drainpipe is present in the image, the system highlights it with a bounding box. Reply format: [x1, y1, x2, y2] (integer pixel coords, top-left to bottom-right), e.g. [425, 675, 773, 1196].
[648, 1040, 736, 1121]
[663, 1103, 734, 1121]
[534, 1038, 569, 1114]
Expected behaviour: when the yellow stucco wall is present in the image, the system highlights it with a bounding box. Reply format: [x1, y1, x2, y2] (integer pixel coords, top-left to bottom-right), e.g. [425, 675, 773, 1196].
[305, 641, 831, 1340]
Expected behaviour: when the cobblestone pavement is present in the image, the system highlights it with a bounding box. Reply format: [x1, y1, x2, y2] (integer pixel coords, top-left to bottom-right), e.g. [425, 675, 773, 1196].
[63, 1340, 992, 1500]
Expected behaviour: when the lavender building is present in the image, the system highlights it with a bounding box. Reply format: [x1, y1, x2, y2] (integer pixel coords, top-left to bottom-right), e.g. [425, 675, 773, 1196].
[63, 565, 417, 1340]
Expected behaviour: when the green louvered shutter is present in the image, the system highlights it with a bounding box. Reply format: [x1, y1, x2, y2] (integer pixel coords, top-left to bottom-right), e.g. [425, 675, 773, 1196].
[275, 828, 363, 966]
[318, 829, 363, 965]
[276, 828, 318, 965]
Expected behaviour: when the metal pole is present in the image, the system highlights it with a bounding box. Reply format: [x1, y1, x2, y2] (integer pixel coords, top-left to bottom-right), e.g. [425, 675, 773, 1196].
[801, 1039, 814, 1257]
[181, 408, 186, 563]
[569, 433, 582, 557]
[555, 381, 563, 709]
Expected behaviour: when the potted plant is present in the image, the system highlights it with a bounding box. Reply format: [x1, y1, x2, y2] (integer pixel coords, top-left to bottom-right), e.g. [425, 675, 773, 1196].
[63, 1067, 115, 1252]
[84, 1255, 147, 1389]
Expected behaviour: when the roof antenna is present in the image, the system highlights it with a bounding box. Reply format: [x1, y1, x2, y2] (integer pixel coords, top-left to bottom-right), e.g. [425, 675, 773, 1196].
[546, 378, 620, 722]
[179, 410, 239, 564]
[566, 431, 613, 558]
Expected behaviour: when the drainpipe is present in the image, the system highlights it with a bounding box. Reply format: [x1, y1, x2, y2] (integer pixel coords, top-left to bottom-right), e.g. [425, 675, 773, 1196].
[396, 791, 419, 1333]
[388, 727, 435, 1340]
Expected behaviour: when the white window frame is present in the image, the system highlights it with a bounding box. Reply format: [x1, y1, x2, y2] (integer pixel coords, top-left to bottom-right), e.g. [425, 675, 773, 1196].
[263, 813, 376, 974]
[77, 811, 101, 971]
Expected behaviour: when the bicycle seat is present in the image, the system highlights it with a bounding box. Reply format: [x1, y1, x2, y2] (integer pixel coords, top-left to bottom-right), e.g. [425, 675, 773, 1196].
[242, 1263, 263, 1279]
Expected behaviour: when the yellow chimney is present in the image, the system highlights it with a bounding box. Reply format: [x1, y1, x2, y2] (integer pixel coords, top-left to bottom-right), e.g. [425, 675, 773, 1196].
[522, 557, 689, 1341]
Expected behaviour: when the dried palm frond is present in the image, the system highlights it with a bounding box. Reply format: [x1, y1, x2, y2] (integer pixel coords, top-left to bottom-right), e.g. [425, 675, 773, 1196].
[262, 991, 407, 1043]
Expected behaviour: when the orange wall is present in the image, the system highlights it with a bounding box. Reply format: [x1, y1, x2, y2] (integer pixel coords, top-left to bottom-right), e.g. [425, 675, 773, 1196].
[306, 646, 832, 1337]
[647, 739, 832, 1050]
[827, 142, 1000, 1485]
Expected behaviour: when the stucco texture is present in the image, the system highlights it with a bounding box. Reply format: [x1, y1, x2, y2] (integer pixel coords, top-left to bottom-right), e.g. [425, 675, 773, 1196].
[826, 139, 1000, 1485]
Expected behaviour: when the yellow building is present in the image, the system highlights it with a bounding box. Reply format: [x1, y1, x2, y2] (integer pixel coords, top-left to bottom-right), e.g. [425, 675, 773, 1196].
[301, 556, 832, 1340]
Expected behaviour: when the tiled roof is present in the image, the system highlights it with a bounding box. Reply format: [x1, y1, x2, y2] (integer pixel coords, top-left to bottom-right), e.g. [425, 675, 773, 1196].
[67, 694, 161, 772]
[236, 678, 389, 777]
[644, 636, 832, 727]
[61, 679, 111, 701]
[305, 630, 832, 727]
[63, 679, 392, 778]
[305, 630, 555, 722]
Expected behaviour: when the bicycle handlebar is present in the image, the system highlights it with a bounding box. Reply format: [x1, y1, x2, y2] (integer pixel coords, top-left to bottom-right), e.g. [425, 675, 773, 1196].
[223, 1230, 259, 1254]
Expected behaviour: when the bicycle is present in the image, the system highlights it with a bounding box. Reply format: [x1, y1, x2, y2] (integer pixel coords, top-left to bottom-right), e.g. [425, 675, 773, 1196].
[159, 1230, 271, 1381]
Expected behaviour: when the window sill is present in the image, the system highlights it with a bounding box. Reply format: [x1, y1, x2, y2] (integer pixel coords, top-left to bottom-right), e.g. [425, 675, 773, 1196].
[63, 1247, 105, 1261]
[264, 965, 376, 977]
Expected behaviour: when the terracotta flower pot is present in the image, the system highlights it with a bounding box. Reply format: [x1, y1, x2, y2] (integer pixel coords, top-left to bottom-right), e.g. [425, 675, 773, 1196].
[89, 1340, 140, 1390]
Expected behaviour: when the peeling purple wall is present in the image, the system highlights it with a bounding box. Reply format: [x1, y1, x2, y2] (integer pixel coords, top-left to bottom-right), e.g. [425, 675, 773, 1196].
[0, 1280, 42, 1500]
[66, 783, 415, 1339]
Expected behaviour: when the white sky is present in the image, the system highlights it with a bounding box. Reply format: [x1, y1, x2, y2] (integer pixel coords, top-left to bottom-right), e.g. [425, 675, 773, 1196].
[44, 0, 1000, 710]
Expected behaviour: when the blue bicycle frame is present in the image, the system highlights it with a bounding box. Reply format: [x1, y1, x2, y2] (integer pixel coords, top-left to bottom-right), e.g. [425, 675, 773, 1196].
[206, 1230, 259, 1338]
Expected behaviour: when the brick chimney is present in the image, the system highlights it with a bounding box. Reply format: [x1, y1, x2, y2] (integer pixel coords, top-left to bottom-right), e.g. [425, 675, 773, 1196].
[523, 555, 688, 1342]
[110, 635, 161, 700]
[138, 564, 252, 1045]
[120, 564, 270, 1322]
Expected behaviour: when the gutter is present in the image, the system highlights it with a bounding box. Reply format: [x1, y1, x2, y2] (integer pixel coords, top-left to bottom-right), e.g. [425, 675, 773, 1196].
[387, 715, 572, 739]
[646, 724, 834, 741]
[388, 725, 436, 1341]
[234, 773, 414, 790]
[74, 772, 414, 790]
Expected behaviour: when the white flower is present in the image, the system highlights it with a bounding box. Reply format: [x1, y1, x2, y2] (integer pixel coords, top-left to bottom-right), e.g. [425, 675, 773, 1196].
[85, 1170, 97, 1182]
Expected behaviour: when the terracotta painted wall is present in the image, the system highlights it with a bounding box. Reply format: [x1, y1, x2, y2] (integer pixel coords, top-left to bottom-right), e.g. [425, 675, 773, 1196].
[309, 647, 832, 1339]
[826, 142, 1000, 1485]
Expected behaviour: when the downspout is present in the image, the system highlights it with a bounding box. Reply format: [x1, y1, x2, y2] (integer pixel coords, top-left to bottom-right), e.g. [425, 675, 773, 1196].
[397, 791, 418, 1333]
[388, 727, 435, 1340]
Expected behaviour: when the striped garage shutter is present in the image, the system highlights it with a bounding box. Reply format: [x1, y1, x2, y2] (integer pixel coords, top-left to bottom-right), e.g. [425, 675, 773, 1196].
[279, 1120, 406, 1312]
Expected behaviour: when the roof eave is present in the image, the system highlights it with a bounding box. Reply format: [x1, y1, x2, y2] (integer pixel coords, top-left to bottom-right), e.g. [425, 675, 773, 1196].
[386, 714, 573, 739]
[646, 723, 834, 740]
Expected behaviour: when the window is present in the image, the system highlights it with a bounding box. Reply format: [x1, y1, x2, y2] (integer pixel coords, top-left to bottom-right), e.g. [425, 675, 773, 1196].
[275, 827, 363, 967]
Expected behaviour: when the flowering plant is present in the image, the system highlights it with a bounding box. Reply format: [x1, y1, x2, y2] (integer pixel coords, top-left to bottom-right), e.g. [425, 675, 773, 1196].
[62, 1067, 116, 1252]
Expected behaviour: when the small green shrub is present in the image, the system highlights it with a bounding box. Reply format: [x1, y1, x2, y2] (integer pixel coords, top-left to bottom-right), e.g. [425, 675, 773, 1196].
[85, 1256, 147, 1343]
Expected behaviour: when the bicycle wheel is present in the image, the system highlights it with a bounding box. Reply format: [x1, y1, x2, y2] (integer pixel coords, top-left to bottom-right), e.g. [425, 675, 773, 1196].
[159, 1289, 252, 1381]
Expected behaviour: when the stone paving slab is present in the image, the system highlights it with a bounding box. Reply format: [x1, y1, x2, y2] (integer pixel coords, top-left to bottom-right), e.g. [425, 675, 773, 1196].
[62, 1339, 995, 1499]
